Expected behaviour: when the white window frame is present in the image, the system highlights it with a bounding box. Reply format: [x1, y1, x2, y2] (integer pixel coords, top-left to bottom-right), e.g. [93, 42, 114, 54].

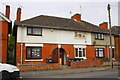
[75, 47, 86, 59]
[95, 33, 104, 40]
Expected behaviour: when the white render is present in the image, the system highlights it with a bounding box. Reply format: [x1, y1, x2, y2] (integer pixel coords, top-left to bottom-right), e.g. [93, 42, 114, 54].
[17, 26, 92, 45]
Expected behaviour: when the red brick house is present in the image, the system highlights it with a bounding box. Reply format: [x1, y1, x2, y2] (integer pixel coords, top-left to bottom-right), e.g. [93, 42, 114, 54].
[14, 9, 115, 67]
[111, 26, 120, 60]
[0, 5, 12, 63]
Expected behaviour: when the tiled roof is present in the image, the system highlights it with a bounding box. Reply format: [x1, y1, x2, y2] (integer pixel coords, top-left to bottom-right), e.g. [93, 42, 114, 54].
[111, 26, 120, 35]
[16, 15, 109, 33]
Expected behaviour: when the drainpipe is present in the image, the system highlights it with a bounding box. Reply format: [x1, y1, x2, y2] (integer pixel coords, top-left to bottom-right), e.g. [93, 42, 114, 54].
[106, 34, 109, 57]
[20, 25, 23, 65]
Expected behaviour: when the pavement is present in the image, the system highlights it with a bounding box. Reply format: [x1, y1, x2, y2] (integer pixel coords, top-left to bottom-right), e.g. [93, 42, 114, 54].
[20, 66, 119, 78]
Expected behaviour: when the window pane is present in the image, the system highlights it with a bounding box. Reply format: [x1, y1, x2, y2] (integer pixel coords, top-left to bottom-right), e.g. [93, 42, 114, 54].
[95, 34, 98, 38]
[99, 48, 103, 50]
[96, 51, 98, 57]
[33, 28, 41, 35]
[75, 48, 78, 57]
[27, 48, 31, 58]
[27, 28, 32, 34]
[96, 48, 98, 57]
[99, 51, 103, 57]
[79, 51, 82, 57]
[98, 34, 101, 39]
[83, 48, 85, 57]
[101, 34, 104, 39]
[32, 48, 42, 58]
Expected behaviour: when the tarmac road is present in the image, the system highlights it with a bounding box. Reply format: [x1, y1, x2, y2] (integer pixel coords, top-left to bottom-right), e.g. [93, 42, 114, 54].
[18, 68, 119, 79]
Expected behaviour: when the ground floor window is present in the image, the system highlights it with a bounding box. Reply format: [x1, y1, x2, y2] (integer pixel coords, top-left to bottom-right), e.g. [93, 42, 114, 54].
[26, 47, 42, 59]
[95, 48, 104, 58]
[75, 48, 86, 58]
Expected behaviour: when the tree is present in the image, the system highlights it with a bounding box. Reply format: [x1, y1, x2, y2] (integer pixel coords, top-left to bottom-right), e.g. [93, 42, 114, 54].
[7, 34, 15, 64]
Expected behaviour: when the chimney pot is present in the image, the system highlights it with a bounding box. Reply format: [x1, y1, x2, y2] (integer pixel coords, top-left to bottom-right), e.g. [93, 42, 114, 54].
[5, 5, 10, 19]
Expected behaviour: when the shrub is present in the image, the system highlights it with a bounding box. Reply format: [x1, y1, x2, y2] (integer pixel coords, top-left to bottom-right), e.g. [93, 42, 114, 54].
[103, 58, 110, 61]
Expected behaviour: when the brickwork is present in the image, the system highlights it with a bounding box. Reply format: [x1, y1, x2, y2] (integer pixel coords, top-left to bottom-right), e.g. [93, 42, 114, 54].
[99, 22, 108, 30]
[86, 45, 95, 60]
[17, 63, 62, 71]
[70, 59, 103, 69]
[16, 43, 74, 65]
[0, 21, 9, 63]
[104, 46, 110, 58]
[115, 36, 120, 60]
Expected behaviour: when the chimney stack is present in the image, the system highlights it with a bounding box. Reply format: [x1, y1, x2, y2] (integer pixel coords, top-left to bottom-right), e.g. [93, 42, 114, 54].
[16, 7, 21, 22]
[71, 14, 81, 21]
[5, 5, 10, 19]
[99, 22, 108, 30]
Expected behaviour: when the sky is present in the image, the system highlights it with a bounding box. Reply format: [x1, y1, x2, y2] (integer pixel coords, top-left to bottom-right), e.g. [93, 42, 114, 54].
[0, 0, 119, 27]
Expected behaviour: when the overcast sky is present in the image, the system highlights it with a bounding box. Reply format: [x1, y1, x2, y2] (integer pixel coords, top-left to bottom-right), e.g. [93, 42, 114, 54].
[0, 0, 119, 27]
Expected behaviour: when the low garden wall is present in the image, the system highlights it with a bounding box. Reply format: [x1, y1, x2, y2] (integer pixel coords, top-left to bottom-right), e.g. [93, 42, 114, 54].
[70, 59, 103, 69]
[17, 63, 62, 71]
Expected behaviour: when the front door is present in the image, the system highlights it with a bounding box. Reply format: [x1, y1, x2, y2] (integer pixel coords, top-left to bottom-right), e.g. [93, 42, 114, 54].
[60, 48, 66, 65]
[52, 48, 59, 63]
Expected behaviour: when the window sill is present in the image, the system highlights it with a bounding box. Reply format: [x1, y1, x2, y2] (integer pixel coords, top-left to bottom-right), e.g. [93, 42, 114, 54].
[75, 57, 87, 59]
[25, 59, 43, 61]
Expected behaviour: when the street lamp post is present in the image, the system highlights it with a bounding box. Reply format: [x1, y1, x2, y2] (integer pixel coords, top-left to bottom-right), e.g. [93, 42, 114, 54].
[107, 4, 113, 68]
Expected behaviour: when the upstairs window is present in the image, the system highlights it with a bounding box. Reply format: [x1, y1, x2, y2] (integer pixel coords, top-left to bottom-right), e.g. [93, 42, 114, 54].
[95, 33, 104, 40]
[27, 27, 42, 36]
[75, 48, 86, 58]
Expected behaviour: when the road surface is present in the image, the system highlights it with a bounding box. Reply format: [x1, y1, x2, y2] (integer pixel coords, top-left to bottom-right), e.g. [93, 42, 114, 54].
[18, 69, 119, 79]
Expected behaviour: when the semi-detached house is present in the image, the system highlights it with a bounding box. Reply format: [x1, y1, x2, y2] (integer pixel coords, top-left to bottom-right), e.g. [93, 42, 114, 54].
[0, 5, 12, 63]
[14, 9, 115, 66]
[111, 26, 120, 60]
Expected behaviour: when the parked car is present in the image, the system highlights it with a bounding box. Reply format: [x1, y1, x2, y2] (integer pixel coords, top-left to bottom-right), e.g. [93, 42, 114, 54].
[0, 63, 20, 80]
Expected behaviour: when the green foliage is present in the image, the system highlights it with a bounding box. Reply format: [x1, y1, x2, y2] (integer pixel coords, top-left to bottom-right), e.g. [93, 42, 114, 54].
[80, 58, 84, 61]
[103, 58, 110, 61]
[8, 34, 15, 64]
[8, 35, 15, 54]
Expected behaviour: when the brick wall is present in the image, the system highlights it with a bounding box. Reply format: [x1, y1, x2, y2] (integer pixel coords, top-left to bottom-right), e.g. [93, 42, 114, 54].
[17, 63, 62, 71]
[104, 46, 110, 58]
[0, 21, 9, 63]
[70, 59, 103, 69]
[86, 45, 95, 60]
[115, 36, 120, 60]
